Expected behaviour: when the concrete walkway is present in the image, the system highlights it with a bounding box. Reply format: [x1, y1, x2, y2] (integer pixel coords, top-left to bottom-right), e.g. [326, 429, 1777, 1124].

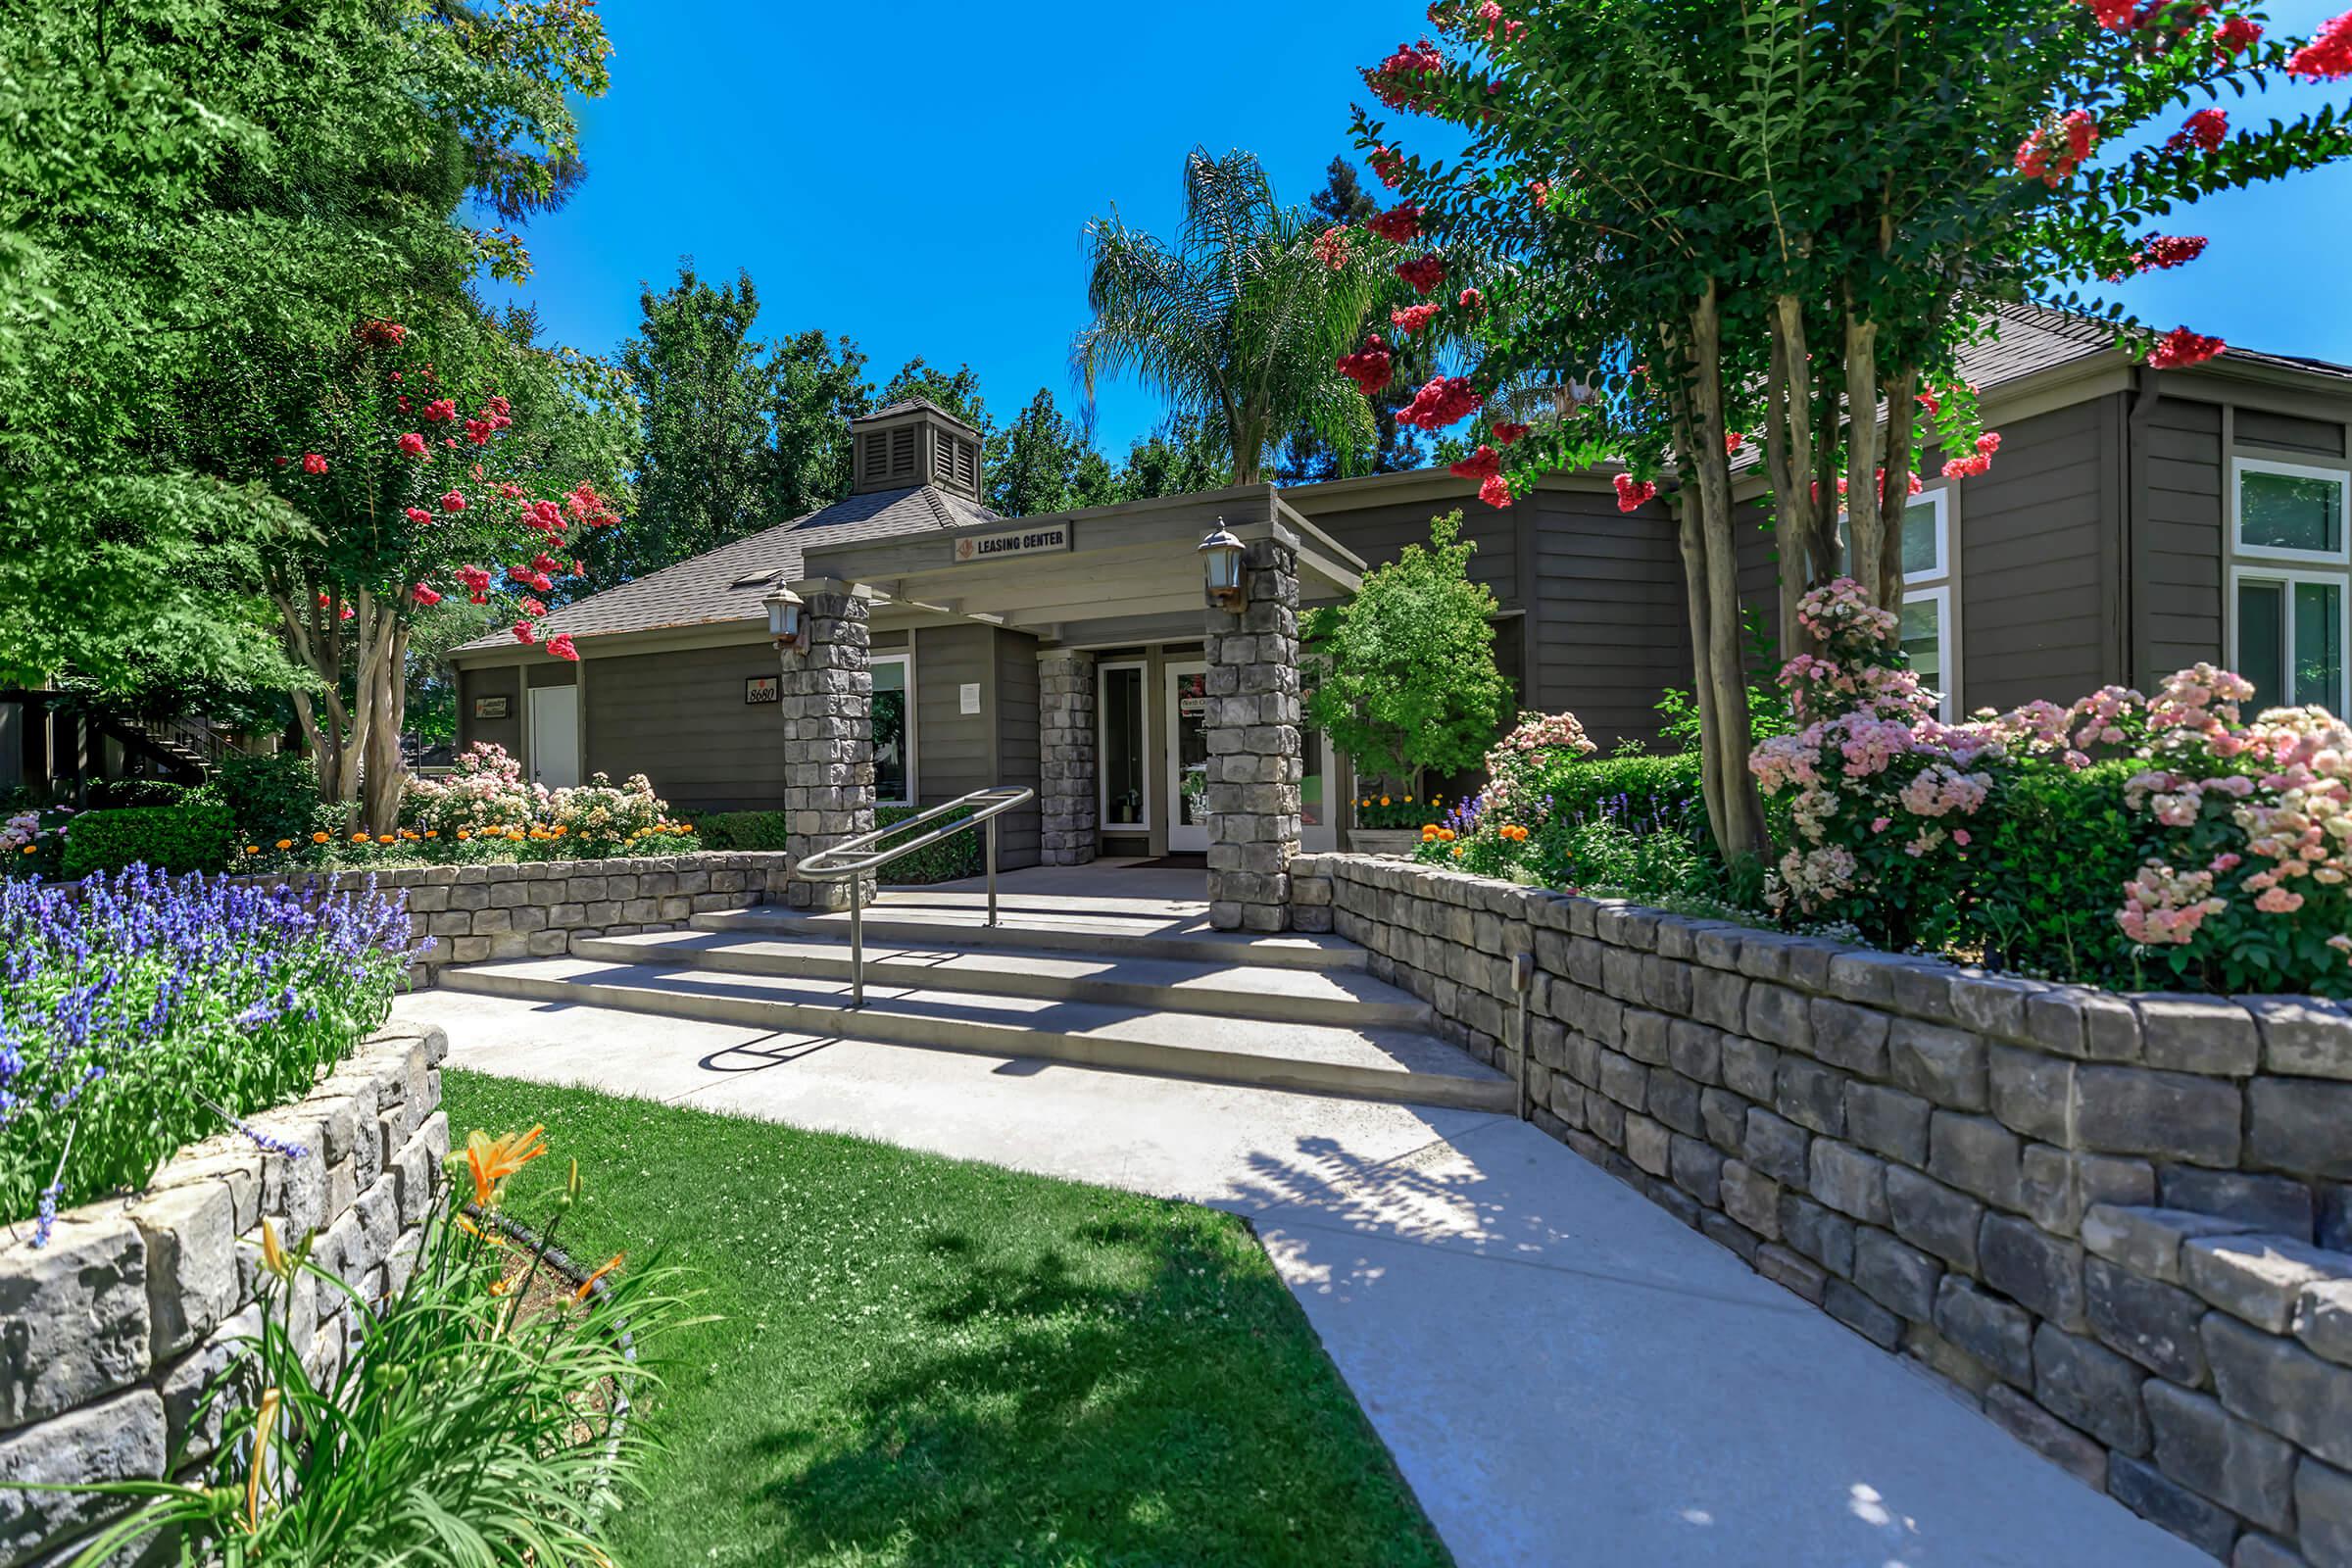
[393, 988, 2206, 1568]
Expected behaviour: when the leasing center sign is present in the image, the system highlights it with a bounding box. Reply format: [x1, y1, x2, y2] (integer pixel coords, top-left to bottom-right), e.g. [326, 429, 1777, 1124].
[954, 522, 1072, 564]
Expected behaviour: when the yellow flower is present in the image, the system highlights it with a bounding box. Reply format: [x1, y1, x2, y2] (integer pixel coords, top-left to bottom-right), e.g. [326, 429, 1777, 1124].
[465, 1125, 548, 1207]
[274, 839, 293, 851]
[1404, 795, 1414, 804]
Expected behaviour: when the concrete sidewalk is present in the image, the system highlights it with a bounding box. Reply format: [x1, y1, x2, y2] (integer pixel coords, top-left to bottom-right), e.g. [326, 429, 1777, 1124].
[394, 988, 2205, 1568]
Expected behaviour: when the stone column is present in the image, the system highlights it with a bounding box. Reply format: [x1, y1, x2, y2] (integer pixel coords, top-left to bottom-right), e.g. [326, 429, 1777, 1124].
[779, 579, 873, 910]
[1203, 528, 1301, 931]
[1038, 649, 1098, 866]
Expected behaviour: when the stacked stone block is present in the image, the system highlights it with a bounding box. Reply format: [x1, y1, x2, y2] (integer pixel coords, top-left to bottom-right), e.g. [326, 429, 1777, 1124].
[1294, 852, 2352, 1565]
[779, 580, 874, 910]
[0, 1024, 451, 1567]
[1203, 531, 1301, 932]
[219, 852, 790, 987]
[1038, 649, 1098, 866]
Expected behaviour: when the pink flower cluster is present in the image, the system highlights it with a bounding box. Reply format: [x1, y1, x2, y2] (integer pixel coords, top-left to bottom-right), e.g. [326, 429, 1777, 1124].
[2149, 326, 2227, 368]
[1368, 203, 1425, 244]
[1448, 444, 1513, 508]
[1612, 472, 1657, 512]
[2169, 108, 2230, 151]
[1366, 38, 1448, 112]
[1396, 374, 1482, 430]
[1313, 225, 1354, 270]
[2285, 9, 2352, 76]
[1396, 254, 1447, 295]
[2016, 111, 2098, 185]
[1337, 335, 1395, 396]
[1483, 710, 1596, 808]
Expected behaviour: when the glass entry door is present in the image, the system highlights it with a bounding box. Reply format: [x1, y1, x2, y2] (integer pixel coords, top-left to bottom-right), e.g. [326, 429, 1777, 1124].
[1299, 721, 1337, 853]
[1166, 662, 1211, 852]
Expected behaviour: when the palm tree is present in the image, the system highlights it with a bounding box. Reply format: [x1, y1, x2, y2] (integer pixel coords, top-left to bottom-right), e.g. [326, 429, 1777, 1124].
[1073, 149, 1382, 486]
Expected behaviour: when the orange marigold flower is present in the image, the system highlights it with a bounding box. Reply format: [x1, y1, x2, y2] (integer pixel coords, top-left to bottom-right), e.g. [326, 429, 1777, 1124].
[313, 831, 329, 844]
[274, 838, 293, 850]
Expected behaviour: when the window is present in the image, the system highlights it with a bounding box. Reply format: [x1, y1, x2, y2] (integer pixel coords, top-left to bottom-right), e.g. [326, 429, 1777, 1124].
[2232, 567, 2347, 714]
[1899, 490, 1956, 718]
[873, 654, 913, 805]
[2230, 457, 2350, 715]
[1099, 662, 1148, 831]
[2232, 458, 2349, 565]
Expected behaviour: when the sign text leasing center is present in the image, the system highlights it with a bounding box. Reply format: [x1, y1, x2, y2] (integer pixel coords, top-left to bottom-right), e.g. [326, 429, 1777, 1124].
[953, 522, 1072, 564]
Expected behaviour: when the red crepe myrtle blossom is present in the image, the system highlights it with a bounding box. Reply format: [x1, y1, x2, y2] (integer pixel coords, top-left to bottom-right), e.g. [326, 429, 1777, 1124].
[546, 633, 579, 662]
[1528, 179, 1550, 210]
[2132, 234, 2209, 271]
[564, 482, 619, 528]
[439, 489, 467, 513]
[1613, 473, 1658, 512]
[1942, 453, 1992, 479]
[389, 369, 403, 383]
[2079, 0, 2137, 28]
[2285, 9, 2352, 75]
[517, 596, 548, 618]
[1478, 474, 1512, 508]
[1457, 286, 1483, 311]
[1370, 145, 1407, 188]
[571, 558, 586, 576]
[1368, 203, 1424, 243]
[397, 432, 428, 458]
[464, 417, 492, 445]
[2149, 326, 2227, 368]
[2016, 111, 2098, 185]
[1977, 431, 2002, 458]
[526, 499, 564, 531]
[1312, 225, 1353, 270]
[2213, 14, 2263, 54]
[273, 456, 287, 467]
[1396, 254, 1446, 295]
[1337, 335, 1396, 396]
[1473, 1, 1525, 42]
[301, 453, 327, 475]
[1493, 420, 1529, 446]
[1396, 374, 1482, 430]
[513, 620, 537, 645]
[1917, 389, 1940, 417]
[458, 564, 493, 603]
[1725, 430, 1746, 454]
[1449, 444, 1501, 483]
[354, 318, 407, 348]
[411, 582, 442, 607]
[404, 506, 432, 525]
[530, 552, 563, 576]
[1366, 37, 1447, 112]
[2168, 108, 2230, 151]
[420, 398, 457, 423]
[1390, 302, 1442, 335]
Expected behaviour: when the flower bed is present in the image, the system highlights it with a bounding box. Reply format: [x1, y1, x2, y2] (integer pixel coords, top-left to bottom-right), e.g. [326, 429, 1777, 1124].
[1420, 580, 2352, 999]
[2, 867, 416, 1233]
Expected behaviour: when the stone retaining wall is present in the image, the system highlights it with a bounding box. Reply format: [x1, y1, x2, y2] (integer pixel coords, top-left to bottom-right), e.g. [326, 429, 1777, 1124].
[0, 1022, 451, 1567]
[222, 851, 792, 985]
[1294, 853, 2352, 1566]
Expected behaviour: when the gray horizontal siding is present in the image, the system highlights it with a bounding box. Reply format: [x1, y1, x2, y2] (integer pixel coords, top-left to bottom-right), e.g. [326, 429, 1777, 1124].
[1527, 488, 1690, 750]
[582, 643, 786, 812]
[1295, 491, 1522, 607]
[2137, 396, 2226, 676]
[458, 665, 522, 760]
[1957, 395, 2119, 709]
[2236, 408, 2345, 458]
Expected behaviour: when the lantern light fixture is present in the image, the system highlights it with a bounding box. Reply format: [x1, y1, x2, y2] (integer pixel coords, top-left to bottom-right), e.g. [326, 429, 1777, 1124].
[764, 584, 808, 653]
[1198, 521, 1247, 612]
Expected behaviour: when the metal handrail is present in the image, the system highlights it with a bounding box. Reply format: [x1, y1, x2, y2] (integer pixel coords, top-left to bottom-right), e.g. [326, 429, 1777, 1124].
[793, 785, 1035, 1008]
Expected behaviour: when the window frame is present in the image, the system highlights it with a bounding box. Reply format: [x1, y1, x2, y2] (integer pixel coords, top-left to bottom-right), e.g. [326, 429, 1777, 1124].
[871, 650, 915, 807]
[2230, 455, 2352, 567]
[1900, 487, 1950, 587]
[1899, 583, 1956, 721]
[2228, 564, 2350, 714]
[1097, 658, 1151, 834]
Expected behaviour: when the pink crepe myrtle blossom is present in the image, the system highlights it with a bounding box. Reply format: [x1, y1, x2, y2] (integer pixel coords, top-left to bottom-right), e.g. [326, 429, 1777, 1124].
[1612, 472, 1657, 512]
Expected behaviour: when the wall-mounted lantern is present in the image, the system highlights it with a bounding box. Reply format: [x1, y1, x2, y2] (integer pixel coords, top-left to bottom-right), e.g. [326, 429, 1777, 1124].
[1198, 522, 1247, 612]
[764, 585, 808, 655]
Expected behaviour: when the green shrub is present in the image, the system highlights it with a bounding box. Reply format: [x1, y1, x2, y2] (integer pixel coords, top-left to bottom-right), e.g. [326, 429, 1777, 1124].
[1924, 760, 2146, 983]
[698, 810, 791, 852]
[875, 803, 982, 884]
[59, 801, 236, 877]
[193, 749, 318, 852]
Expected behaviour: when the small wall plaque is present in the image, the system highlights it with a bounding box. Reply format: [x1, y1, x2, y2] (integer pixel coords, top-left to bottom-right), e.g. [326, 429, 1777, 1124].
[745, 675, 780, 705]
[959, 682, 981, 715]
[471, 695, 510, 719]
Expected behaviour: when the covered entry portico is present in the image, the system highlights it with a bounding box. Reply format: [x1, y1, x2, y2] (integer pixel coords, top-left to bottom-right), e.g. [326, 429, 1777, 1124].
[774, 483, 1363, 930]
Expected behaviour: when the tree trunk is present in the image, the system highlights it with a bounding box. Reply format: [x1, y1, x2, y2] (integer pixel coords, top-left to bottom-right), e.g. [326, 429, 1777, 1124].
[1764, 295, 1818, 662]
[1877, 367, 1920, 610]
[1686, 285, 1770, 867]
[1674, 494, 1730, 848]
[363, 612, 409, 834]
[1841, 307, 1884, 606]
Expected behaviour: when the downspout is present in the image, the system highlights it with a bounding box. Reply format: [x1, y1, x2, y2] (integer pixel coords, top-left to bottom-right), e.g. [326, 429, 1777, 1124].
[2123, 368, 2161, 689]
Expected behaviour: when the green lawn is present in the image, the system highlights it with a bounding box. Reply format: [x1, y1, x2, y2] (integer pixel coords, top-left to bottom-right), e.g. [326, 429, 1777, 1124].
[443, 1071, 1451, 1568]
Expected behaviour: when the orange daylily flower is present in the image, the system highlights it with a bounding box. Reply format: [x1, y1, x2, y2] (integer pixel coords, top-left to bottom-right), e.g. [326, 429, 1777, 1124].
[465, 1125, 548, 1206]
[573, 1251, 625, 1300]
[247, 1387, 282, 1532]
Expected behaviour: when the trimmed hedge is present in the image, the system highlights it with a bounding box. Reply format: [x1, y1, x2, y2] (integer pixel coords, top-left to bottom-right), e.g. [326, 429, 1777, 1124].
[194, 749, 319, 852]
[696, 806, 983, 884]
[59, 801, 237, 878]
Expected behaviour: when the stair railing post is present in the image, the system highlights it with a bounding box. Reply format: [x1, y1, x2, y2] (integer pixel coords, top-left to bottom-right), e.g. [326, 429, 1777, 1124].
[849, 866, 864, 1009]
[986, 813, 1000, 928]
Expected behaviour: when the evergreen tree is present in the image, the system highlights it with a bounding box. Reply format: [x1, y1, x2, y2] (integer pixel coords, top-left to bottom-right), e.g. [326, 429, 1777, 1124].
[986, 388, 1116, 516]
[1116, 414, 1232, 501]
[616, 266, 775, 576]
[763, 328, 871, 523]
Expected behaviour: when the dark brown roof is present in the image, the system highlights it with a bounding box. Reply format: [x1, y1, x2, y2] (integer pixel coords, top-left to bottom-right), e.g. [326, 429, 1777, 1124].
[853, 397, 983, 433]
[455, 484, 995, 652]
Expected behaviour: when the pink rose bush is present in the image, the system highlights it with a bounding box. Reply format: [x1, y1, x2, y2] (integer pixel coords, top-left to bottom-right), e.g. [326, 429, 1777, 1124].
[1751, 579, 2352, 994]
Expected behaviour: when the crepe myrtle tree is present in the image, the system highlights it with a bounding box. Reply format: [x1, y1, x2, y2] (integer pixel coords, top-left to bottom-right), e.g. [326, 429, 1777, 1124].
[259, 314, 628, 831]
[1342, 0, 2352, 869]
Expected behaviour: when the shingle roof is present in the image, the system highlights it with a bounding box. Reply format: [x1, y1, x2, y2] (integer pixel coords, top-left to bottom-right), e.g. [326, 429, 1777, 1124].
[456, 484, 995, 652]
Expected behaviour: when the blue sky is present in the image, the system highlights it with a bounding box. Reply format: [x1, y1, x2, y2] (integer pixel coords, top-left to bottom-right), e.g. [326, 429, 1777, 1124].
[489, 1, 2352, 459]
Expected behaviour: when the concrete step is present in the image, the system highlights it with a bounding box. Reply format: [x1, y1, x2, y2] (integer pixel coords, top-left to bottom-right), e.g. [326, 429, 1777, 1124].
[440, 956, 1511, 1112]
[691, 904, 1368, 972]
[569, 929, 1435, 1028]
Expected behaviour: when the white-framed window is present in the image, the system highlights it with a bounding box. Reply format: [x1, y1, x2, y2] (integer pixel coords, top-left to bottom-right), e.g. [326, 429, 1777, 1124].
[2230, 565, 2348, 715]
[2232, 457, 2350, 567]
[872, 652, 914, 806]
[1098, 660, 1149, 832]
[1899, 490, 1957, 719]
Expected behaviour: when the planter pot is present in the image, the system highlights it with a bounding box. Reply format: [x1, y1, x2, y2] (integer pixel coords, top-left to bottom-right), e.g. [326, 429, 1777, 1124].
[1347, 828, 1425, 858]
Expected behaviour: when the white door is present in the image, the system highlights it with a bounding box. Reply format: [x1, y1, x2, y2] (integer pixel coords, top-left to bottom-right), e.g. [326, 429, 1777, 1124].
[1165, 662, 1210, 853]
[528, 685, 579, 789]
[1298, 723, 1338, 853]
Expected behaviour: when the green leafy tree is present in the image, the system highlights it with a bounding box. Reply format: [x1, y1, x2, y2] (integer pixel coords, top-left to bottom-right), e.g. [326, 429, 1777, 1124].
[1302, 513, 1513, 796]
[0, 0, 612, 695]
[764, 328, 872, 522]
[987, 388, 1118, 515]
[883, 358, 993, 442]
[1351, 0, 2352, 866]
[1073, 148, 1386, 484]
[1115, 413, 1233, 501]
[616, 266, 777, 575]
